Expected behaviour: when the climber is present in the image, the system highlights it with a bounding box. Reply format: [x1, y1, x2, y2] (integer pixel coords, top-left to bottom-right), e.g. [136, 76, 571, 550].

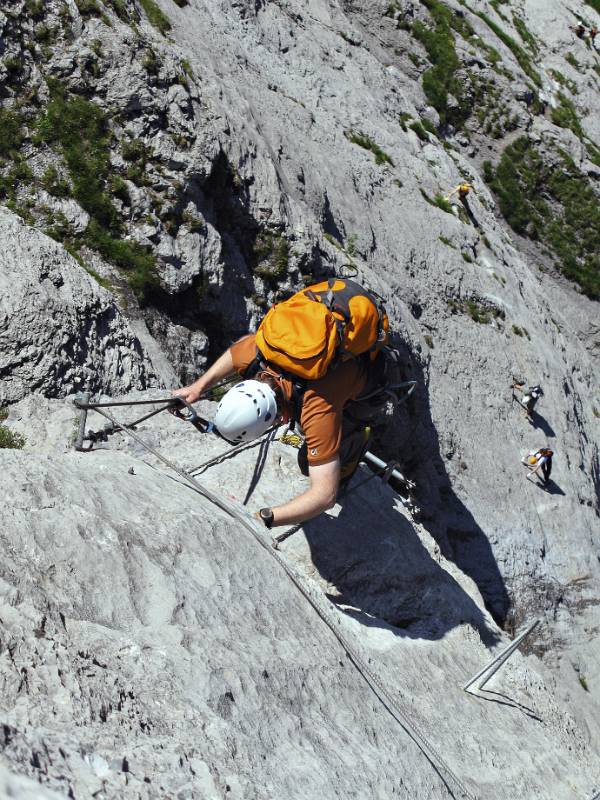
[590, 25, 598, 45]
[573, 20, 586, 39]
[445, 182, 476, 202]
[522, 448, 553, 484]
[511, 382, 544, 420]
[172, 278, 404, 529]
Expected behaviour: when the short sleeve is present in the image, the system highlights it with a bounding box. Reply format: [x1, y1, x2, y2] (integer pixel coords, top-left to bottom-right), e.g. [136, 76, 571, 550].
[300, 360, 367, 466]
[229, 335, 258, 376]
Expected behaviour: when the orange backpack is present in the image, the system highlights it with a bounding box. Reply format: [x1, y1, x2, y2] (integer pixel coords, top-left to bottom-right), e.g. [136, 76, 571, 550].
[255, 278, 389, 381]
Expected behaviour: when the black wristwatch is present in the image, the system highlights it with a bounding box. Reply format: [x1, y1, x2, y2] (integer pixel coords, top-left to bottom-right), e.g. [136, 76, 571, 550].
[259, 507, 275, 529]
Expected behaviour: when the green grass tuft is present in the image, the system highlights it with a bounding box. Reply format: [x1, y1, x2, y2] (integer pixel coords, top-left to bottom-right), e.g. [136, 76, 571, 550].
[75, 0, 101, 19]
[411, 11, 462, 127]
[399, 112, 413, 131]
[105, 0, 130, 21]
[565, 52, 583, 72]
[346, 130, 394, 165]
[439, 235, 456, 248]
[41, 165, 71, 198]
[139, 0, 171, 34]
[486, 137, 600, 298]
[35, 81, 159, 302]
[551, 93, 583, 139]
[0, 410, 25, 449]
[253, 233, 290, 284]
[0, 109, 24, 156]
[549, 69, 578, 95]
[512, 15, 538, 55]
[463, 4, 541, 87]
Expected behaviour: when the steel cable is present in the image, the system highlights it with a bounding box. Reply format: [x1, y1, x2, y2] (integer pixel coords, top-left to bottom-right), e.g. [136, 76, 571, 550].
[88, 405, 476, 800]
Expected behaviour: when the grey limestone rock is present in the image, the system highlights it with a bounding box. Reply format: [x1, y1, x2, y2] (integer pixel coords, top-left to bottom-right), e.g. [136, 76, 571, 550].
[0, 209, 155, 404]
[1, 0, 600, 795]
[0, 397, 598, 799]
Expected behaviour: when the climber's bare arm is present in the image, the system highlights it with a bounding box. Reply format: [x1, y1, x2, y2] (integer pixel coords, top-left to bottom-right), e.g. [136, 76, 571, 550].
[172, 335, 253, 404]
[266, 457, 341, 527]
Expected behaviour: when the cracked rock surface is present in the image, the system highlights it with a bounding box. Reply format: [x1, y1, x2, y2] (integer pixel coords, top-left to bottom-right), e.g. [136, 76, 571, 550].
[0, 397, 598, 798]
[0, 0, 600, 796]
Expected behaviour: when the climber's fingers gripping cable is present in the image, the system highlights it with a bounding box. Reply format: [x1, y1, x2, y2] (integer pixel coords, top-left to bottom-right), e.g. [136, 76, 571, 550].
[168, 396, 212, 433]
[169, 390, 198, 420]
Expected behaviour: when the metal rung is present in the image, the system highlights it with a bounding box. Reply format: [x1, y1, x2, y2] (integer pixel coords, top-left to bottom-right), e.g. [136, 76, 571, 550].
[74, 392, 91, 451]
[463, 619, 540, 695]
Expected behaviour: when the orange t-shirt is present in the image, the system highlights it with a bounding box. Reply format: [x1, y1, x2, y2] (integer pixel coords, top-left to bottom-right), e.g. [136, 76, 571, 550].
[229, 335, 368, 466]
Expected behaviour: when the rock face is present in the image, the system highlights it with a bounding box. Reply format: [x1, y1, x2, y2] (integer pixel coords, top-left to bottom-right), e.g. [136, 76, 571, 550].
[0, 0, 600, 796]
[0, 401, 598, 799]
[0, 209, 156, 404]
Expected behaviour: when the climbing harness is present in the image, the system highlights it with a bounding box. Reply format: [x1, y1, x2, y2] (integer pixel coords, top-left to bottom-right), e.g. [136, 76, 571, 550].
[278, 431, 304, 448]
[72, 395, 476, 800]
[277, 423, 419, 515]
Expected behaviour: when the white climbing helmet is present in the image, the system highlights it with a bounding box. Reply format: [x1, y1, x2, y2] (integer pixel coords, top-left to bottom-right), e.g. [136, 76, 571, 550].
[214, 380, 278, 443]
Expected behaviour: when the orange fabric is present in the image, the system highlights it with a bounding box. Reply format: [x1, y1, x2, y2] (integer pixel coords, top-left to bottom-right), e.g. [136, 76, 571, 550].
[255, 279, 387, 381]
[256, 293, 338, 381]
[229, 334, 368, 466]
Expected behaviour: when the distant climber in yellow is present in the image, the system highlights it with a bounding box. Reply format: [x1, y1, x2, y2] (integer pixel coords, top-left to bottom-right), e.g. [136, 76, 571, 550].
[445, 183, 476, 202]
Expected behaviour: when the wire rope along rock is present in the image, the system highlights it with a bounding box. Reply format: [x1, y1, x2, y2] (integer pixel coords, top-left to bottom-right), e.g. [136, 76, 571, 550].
[86, 403, 478, 800]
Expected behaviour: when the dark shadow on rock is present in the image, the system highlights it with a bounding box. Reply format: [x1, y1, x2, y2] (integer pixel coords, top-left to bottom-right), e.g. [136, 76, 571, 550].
[531, 479, 565, 496]
[475, 690, 543, 722]
[301, 476, 500, 647]
[529, 410, 556, 438]
[356, 336, 511, 630]
[460, 197, 480, 228]
[243, 429, 277, 505]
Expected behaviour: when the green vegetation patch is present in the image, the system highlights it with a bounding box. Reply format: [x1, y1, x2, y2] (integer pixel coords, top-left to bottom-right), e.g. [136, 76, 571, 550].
[105, 0, 131, 21]
[26, 0, 46, 19]
[565, 52, 583, 72]
[0, 410, 25, 450]
[75, 0, 101, 19]
[0, 109, 24, 157]
[512, 15, 538, 56]
[421, 188, 454, 214]
[489, 0, 509, 22]
[253, 233, 290, 284]
[448, 297, 505, 324]
[252, 231, 290, 285]
[35, 82, 159, 301]
[139, 0, 171, 34]
[550, 93, 583, 139]
[36, 85, 119, 228]
[411, 2, 463, 127]
[463, 4, 541, 86]
[549, 69, 578, 95]
[399, 112, 413, 131]
[41, 165, 71, 198]
[345, 130, 393, 165]
[484, 137, 600, 298]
